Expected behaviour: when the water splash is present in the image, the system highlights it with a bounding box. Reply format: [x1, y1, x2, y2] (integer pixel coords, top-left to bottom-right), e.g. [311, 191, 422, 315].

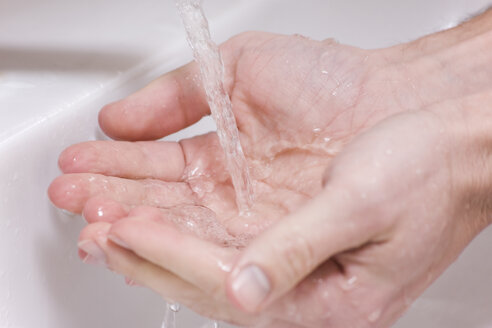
[176, 0, 254, 214]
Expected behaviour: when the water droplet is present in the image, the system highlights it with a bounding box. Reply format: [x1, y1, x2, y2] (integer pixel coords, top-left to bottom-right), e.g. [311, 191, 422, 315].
[340, 275, 358, 291]
[347, 276, 358, 286]
[161, 303, 178, 328]
[368, 309, 381, 323]
[169, 303, 180, 312]
[321, 70, 329, 75]
[97, 208, 104, 217]
[217, 260, 232, 273]
[323, 137, 331, 143]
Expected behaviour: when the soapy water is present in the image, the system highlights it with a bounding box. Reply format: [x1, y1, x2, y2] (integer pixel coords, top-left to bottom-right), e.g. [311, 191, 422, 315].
[176, 0, 254, 215]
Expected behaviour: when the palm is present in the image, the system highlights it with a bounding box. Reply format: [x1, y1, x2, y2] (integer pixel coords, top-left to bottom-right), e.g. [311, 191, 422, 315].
[50, 32, 400, 246]
[173, 33, 398, 240]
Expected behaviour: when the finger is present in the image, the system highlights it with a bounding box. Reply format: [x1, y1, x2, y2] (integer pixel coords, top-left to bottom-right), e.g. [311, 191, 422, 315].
[77, 222, 208, 306]
[82, 196, 130, 223]
[79, 221, 257, 325]
[99, 62, 210, 141]
[225, 186, 381, 313]
[82, 199, 234, 245]
[107, 216, 237, 298]
[88, 202, 238, 246]
[59, 140, 186, 181]
[48, 173, 196, 213]
[270, 260, 357, 328]
[127, 205, 163, 222]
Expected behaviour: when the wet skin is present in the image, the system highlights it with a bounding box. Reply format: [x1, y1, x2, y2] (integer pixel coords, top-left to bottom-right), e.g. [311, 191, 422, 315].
[49, 13, 492, 328]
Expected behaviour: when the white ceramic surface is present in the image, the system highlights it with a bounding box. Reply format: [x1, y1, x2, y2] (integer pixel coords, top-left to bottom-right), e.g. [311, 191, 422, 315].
[1, 0, 491, 327]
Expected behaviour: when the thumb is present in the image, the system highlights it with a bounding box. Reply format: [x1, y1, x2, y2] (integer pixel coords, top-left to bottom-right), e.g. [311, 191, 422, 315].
[226, 183, 378, 313]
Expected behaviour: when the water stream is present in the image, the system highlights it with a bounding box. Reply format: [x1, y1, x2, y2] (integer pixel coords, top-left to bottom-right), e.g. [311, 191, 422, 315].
[176, 0, 254, 215]
[161, 303, 180, 328]
[160, 2, 251, 327]
[161, 302, 219, 328]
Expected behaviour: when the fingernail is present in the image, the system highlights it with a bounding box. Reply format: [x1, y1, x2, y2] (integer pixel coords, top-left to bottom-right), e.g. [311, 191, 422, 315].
[78, 240, 107, 266]
[231, 265, 270, 312]
[108, 234, 130, 249]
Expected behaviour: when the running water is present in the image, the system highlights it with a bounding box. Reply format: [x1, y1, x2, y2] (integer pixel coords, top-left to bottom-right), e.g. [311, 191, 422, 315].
[160, 2, 252, 326]
[161, 302, 180, 328]
[176, 0, 254, 214]
[161, 302, 219, 328]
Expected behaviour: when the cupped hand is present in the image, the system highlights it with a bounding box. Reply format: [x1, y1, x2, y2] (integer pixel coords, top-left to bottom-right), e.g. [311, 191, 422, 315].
[48, 31, 490, 327]
[49, 32, 402, 242]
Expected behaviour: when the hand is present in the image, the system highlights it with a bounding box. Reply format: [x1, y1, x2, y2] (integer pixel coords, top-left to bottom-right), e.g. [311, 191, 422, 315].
[76, 99, 491, 328]
[50, 32, 394, 236]
[48, 31, 398, 325]
[48, 26, 492, 327]
[221, 103, 492, 327]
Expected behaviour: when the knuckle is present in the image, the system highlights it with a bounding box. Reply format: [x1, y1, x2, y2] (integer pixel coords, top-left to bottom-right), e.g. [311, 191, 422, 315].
[277, 233, 317, 282]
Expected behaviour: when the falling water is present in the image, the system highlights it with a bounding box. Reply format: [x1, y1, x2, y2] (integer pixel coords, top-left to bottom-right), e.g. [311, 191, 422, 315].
[160, 2, 252, 326]
[176, 0, 254, 214]
[201, 320, 220, 328]
[161, 302, 180, 328]
[161, 302, 220, 328]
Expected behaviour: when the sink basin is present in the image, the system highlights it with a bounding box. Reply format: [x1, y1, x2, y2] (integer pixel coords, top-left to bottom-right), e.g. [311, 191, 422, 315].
[1, 0, 491, 327]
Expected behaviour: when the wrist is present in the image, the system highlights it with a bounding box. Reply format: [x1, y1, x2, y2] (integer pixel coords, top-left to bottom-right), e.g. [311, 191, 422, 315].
[392, 8, 492, 61]
[376, 27, 492, 112]
[412, 28, 492, 103]
[435, 91, 492, 233]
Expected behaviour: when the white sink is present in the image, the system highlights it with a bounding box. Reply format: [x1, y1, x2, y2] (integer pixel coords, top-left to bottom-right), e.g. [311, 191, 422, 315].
[1, 0, 491, 327]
